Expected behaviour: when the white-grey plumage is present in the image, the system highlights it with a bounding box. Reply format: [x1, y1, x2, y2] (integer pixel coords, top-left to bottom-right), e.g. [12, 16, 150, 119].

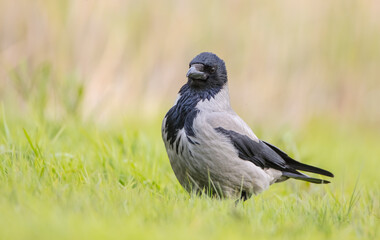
[162, 52, 333, 200]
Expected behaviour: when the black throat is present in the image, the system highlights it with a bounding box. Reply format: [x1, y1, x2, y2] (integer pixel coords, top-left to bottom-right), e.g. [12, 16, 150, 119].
[164, 83, 223, 148]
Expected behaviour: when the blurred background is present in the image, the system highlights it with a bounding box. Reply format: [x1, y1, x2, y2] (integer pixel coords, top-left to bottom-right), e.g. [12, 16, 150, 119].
[0, 0, 379, 127]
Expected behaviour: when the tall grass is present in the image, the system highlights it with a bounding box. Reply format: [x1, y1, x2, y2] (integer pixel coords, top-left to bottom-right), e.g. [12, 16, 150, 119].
[1, 0, 379, 124]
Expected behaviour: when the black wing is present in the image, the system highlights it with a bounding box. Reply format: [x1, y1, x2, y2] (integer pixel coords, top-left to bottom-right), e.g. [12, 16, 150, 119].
[215, 127, 333, 184]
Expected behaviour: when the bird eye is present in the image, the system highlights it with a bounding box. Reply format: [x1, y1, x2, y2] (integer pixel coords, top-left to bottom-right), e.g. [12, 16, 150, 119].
[210, 67, 216, 73]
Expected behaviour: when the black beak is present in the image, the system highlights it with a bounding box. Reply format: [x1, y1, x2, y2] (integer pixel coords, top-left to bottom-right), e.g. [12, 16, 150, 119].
[187, 64, 208, 81]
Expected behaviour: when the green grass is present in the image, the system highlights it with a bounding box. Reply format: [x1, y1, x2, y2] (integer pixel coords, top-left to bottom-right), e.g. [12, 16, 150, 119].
[0, 107, 379, 240]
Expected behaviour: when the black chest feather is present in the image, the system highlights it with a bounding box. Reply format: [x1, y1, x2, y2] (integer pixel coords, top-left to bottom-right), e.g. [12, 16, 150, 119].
[164, 84, 222, 147]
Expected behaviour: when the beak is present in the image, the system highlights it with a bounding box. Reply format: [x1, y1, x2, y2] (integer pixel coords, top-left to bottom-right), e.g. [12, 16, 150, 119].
[186, 64, 208, 81]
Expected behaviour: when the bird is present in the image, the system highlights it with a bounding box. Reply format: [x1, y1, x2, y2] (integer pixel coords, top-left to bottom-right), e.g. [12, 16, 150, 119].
[161, 52, 334, 201]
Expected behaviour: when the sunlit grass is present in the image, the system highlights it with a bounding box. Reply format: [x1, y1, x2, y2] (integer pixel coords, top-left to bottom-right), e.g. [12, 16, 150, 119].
[0, 105, 378, 239]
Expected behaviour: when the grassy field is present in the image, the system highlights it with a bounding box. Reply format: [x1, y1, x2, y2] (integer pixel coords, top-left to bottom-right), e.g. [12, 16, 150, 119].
[1, 0, 379, 239]
[0, 105, 379, 240]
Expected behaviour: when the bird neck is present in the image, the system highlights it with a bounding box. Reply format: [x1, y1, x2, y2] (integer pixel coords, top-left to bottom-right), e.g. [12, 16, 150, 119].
[194, 85, 231, 112]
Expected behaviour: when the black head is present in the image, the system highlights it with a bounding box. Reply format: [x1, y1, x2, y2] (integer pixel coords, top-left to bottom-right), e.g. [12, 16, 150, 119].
[186, 52, 227, 89]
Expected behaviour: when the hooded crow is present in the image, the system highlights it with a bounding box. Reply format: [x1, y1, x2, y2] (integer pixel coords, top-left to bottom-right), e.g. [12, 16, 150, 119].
[162, 52, 334, 200]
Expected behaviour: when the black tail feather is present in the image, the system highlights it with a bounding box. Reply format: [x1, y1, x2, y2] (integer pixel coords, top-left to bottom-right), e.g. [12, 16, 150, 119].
[282, 172, 331, 184]
[286, 158, 334, 177]
[263, 141, 334, 178]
